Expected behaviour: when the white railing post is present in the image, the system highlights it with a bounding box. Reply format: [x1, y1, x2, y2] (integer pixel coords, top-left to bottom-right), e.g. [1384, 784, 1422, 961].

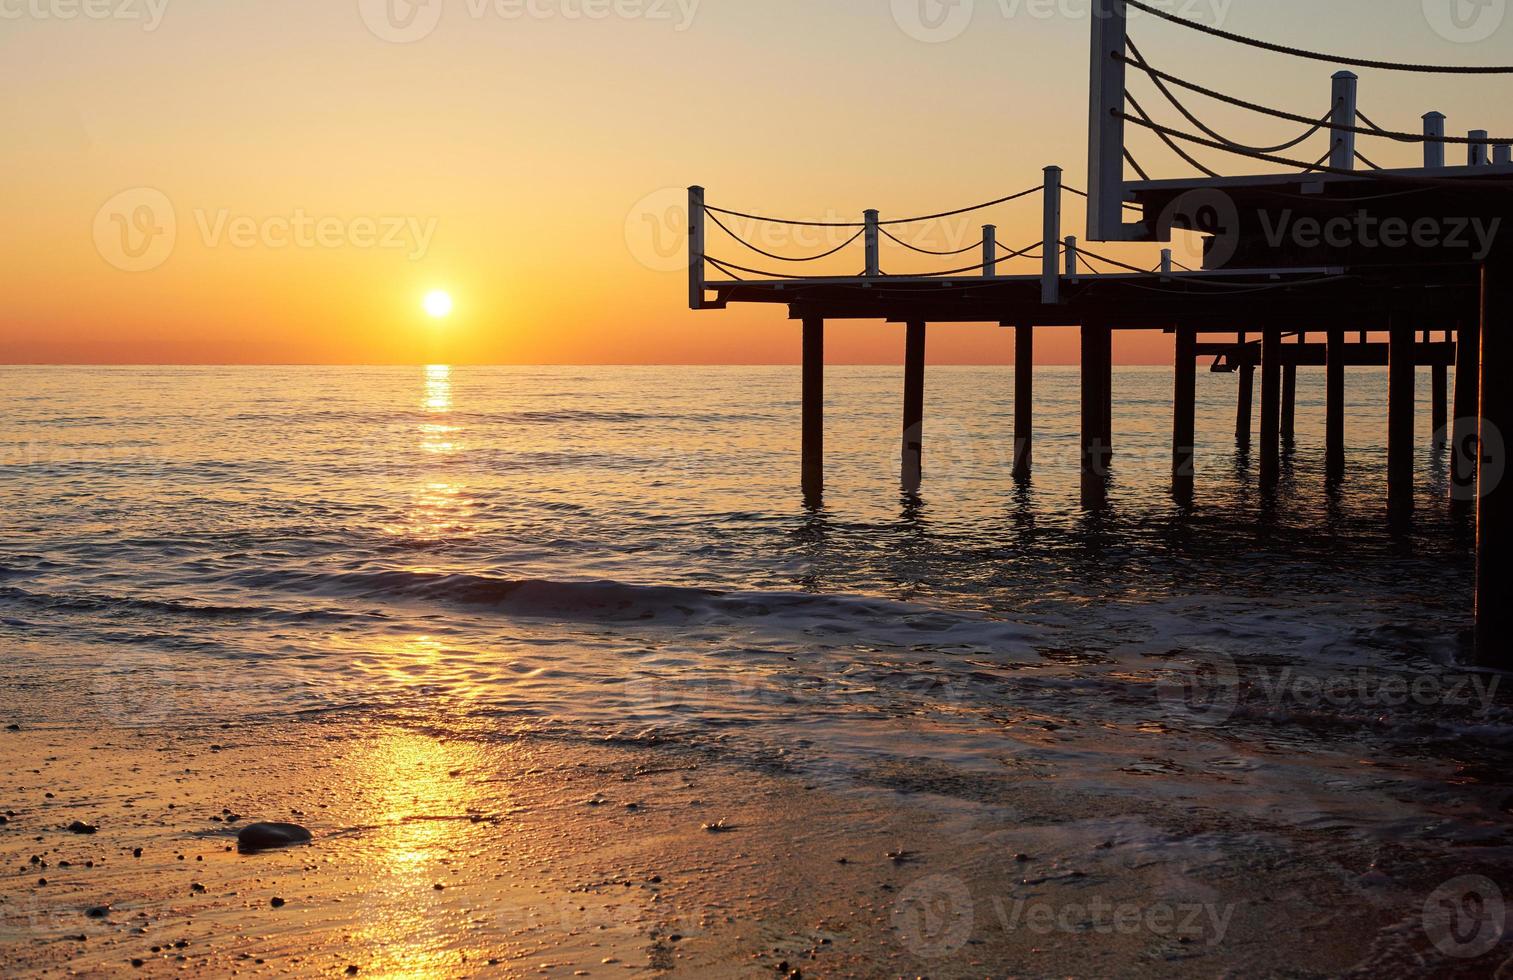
[983, 224, 997, 278]
[688, 185, 705, 310]
[1064, 235, 1079, 279]
[1471, 130, 1490, 166]
[1423, 112, 1446, 169]
[864, 209, 880, 277]
[1497, 145, 1513, 166]
[1161, 248, 1173, 277]
[1330, 71, 1358, 171]
[1088, 0, 1132, 242]
[1042, 166, 1062, 304]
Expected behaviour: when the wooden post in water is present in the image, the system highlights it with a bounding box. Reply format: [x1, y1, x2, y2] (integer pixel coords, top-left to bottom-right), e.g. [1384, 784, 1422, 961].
[902, 321, 926, 493]
[1081, 321, 1111, 507]
[1281, 360, 1298, 446]
[1013, 324, 1033, 481]
[1433, 346, 1449, 448]
[1173, 325, 1197, 503]
[1326, 329, 1346, 483]
[802, 317, 824, 504]
[1236, 332, 1254, 448]
[1260, 327, 1282, 489]
[1453, 317, 1482, 502]
[1388, 321, 1417, 518]
[1476, 243, 1512, 665]
[687, 186, 706, 311]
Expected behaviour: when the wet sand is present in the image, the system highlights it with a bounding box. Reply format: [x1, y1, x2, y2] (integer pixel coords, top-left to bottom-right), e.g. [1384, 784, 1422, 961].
[2, 719, 1502, 978]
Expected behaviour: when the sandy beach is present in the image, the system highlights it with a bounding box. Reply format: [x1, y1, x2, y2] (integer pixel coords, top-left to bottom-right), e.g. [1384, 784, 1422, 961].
[3, 714, 1500, 978]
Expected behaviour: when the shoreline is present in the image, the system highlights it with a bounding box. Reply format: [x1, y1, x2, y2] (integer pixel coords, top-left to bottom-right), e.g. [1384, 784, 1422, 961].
[2, 719, 1499, 977]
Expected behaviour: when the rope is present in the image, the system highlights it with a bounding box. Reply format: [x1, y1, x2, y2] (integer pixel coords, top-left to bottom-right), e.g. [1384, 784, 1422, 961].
[1126, 40, 1329, 155]
[1116, 52, 1513, 145]
[706, 211, 865, 263]
[1071, 245, 1155, 275]
[877, 186, 1042, 226]
[879, 227, 983, 256]
[704, 256, 865, 280]
[1355, 148, 1382, 171]
[1123, 0, 1513, 74]
[1125, 91, 1223, 177]
[1117, 110, 1513, 190]
[1063, 183, 1146, 210]
[1123, 146, 1153, 180]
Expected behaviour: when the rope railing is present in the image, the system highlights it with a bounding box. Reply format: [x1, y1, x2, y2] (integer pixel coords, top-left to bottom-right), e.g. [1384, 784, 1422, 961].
[706, 210, 865, 263]
[878, 227, 983, 256]
[703, 185, 1041, 233]
[1119, 49, 1513, 148]
[1123, 0, 1513, 74]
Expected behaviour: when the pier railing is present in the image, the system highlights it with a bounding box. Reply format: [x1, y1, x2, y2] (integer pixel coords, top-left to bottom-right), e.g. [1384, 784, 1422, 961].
[1090, 0, 1513, 241]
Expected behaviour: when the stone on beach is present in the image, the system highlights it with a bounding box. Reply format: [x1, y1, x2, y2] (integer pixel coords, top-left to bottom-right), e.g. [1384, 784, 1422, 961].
[236, 822, 312, 853]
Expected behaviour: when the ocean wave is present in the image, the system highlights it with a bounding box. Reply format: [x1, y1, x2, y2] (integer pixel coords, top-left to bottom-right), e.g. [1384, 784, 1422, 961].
[227, 567, 1044, 647]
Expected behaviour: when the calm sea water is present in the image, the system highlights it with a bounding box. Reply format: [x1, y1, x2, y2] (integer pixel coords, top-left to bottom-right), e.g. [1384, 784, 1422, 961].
[1, 365, 1507, 881]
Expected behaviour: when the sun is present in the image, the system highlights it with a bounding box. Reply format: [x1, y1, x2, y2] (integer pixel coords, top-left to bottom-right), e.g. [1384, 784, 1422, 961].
[423, 290, 453, 318]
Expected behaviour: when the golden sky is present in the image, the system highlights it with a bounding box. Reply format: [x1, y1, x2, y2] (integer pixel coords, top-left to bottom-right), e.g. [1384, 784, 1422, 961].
[2, 0, 1509, 365]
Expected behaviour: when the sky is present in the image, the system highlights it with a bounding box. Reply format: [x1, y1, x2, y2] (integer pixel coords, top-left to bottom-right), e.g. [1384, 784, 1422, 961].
[2, 0, 1511, 365]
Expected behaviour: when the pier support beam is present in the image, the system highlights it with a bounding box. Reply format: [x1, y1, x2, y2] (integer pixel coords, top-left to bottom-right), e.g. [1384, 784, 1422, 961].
[1260, 328, 1282, 490]
[1081, 321, 1112, 507]
[1236, 333, 1254, 448]
[1433, 354, 1449, 449]
[1281, 363, 1298, 446]
[1326, 330, 1346, 483]
[1388, 321, 1416, 519]
[902, 321, 926, 493]
[1173, 326, 1197, 504]
[1477, 245, 1512, 665]
[1453, 318, 1482, 502]
[802, 317, 824, 505]
[1014, 323, 1033, 481]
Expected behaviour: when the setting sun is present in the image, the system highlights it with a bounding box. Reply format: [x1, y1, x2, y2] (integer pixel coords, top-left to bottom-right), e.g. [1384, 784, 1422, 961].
[423, 291, 454, 319]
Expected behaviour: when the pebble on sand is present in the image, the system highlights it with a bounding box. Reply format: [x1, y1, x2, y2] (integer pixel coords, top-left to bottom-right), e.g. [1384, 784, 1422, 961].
[236, 822, 313, 853]
[67, 821, 98, 835]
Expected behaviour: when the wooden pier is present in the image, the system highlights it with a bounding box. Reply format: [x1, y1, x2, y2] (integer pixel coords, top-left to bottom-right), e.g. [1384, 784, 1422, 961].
[683, 0, 1513, 665]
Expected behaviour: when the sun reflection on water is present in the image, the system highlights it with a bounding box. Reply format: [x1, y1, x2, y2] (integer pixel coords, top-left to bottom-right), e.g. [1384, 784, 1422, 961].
[383, 366, 475, 543]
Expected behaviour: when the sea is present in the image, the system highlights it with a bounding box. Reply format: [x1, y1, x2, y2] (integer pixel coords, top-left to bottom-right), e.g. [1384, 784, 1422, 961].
[2, 364, 1510, 951]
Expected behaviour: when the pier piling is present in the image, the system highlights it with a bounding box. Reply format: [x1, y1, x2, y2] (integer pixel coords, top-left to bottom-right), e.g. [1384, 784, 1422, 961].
[1388, 321, 1417, 519]
[802, 317, 824, 504]
[1454, 318, 1482, 501]
[1173, 326, 1197, 503]
[902, 321, 926, 492]
[1477, 244, 1512, 665]
[1326, 330, 1346, 483]
[1281, 362, 1298, 446]
[1014, 323, 1033, 481]
[1236, 332, 1254, 448]
[1260, 328, 1282, 489]
[1433, 352, 1449, 449]
[1081, 321, 1112, 506]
